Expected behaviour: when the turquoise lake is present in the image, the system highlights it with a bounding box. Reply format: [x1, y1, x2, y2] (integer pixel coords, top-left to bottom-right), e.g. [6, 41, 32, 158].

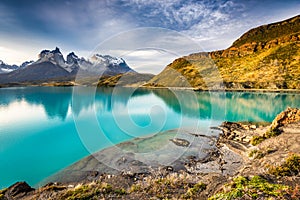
[0, 86, 299, 189]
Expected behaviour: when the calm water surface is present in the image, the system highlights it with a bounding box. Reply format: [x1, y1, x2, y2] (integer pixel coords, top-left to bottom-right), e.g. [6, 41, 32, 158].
[0, 86, 299, 188]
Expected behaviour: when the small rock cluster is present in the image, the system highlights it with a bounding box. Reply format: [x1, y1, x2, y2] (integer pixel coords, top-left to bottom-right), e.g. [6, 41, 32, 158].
[219, 121, 255, 143]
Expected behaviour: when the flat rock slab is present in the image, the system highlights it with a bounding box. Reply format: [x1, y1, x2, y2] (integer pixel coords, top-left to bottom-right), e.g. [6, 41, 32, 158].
[43, 128, 239, 185]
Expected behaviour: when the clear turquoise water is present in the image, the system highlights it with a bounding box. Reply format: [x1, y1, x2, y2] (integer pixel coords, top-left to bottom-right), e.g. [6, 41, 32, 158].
[0, 87, 299, 189]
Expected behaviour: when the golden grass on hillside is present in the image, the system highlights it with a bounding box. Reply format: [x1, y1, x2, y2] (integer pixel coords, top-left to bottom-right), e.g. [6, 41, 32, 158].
[148, 41, 300, 90]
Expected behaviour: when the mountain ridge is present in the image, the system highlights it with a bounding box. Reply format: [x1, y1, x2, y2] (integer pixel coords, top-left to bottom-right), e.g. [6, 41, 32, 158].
[0, 47, 134, 84]
[147, 15, 300, 90]
[231, 15, 300, 48]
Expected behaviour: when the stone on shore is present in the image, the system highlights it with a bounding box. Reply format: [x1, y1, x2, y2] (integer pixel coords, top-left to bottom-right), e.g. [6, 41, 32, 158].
[5, 182, 34, 199]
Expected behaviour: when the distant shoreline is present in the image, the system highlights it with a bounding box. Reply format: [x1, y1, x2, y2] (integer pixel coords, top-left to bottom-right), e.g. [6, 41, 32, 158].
[140, 85, 300, 93]
[1, 82, 300, 93]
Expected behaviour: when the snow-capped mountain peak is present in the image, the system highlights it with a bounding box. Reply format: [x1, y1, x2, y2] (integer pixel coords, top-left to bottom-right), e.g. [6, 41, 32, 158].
[38, 47, 65, 64]
[66, 52, 79, 64]
[20, 61, 34, 68]
[0, 47, 134, 76]
[90, 54, 125, 66]
[0, 60, 19, 74]
[51, 47, 62, 54]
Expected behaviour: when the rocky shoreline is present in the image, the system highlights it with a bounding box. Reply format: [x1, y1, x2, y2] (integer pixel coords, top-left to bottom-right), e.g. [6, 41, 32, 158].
[1, 108, 299, 199]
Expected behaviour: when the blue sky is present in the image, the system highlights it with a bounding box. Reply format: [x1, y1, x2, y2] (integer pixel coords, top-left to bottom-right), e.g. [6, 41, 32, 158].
[0, 0, 299, 73]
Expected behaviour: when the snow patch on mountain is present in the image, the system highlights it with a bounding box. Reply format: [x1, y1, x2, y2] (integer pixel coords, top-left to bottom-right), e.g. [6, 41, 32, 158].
[20, 61, 34, 68]
[0, 60, 19, 74]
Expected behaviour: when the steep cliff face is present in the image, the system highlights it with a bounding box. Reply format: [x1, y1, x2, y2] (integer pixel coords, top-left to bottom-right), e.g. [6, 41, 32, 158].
[147, 15, 300, 90]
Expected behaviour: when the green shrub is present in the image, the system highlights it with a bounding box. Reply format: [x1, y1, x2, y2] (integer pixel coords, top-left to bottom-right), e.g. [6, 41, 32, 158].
[208, 176, 289, 200]
[129, 184, 141, 193]
[63, 185, 100, 200]
[60, 182, 127, 200]
[264, 128, 281, 138]
[248, 150, 264, 159]
[250, 136, 266, 145]
[113, 188, 126, 195]
[268, 154, 300, 176]
[251, 126, 283, 146]
[182, 182, 207, 199]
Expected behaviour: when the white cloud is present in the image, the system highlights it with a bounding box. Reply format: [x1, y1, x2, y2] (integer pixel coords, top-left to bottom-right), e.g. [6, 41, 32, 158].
[119, 0, 246, 51]
[121, 49, 178, 74]
[88, 27, 203, 74]
[0, 46, 35, 65]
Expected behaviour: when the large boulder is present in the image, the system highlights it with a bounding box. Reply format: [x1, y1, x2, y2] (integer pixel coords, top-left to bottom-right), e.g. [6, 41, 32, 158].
[269, 107, 300, 131]
[6, 182, 34, 198]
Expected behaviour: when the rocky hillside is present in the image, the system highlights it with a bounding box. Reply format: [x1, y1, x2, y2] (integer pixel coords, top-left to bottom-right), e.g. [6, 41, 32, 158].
[147, 15, 300, 90]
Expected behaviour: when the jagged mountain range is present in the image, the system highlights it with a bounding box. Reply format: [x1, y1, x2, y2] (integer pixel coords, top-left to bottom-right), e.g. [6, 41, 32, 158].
[0, 61, 16, 74]
[0, 47, 134, 84]
[0, 58, 39, 74]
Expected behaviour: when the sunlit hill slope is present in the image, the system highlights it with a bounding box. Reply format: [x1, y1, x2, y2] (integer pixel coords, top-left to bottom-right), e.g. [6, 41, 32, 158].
[147, 15, 300, 90]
